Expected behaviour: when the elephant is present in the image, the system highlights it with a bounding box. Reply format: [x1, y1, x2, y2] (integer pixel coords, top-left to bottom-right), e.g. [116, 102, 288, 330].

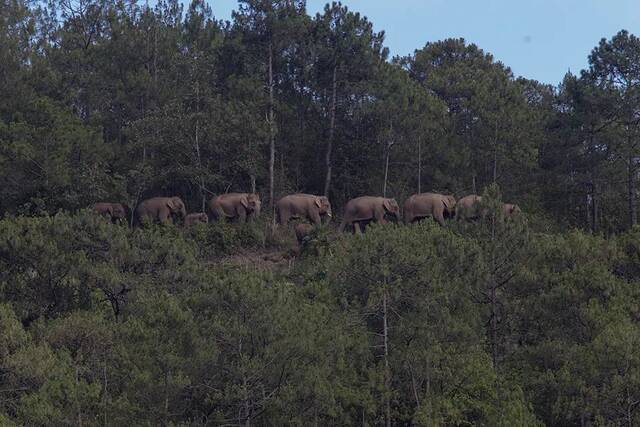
[93, 202, 129, 224]
[294, 223, 314, 246]
[135, 196, 187, 225]
[276, 194, 332, 225]
[208, 193, 261, 223]
[184, 212, 209, 227]
[457, 195, 522, 220]
[456, 194, 484, 221]
[339, 196, 400, 233]
[503, 203, 522, 218]
[403, 193, 456, 226]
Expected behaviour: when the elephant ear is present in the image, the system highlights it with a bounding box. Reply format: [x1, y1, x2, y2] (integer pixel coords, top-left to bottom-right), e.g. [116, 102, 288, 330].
[383, 199, 394, 212]
[105, 205, 114, 216]
[442, 196, 452, 210]
[315, 197, 322, 208]
[166, 199, 176, 210]
[240, 195, 249, 209]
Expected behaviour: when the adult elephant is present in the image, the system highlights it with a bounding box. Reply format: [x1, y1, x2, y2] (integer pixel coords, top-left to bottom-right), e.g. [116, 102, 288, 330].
[276, 194, 332, 225]
[403, 193, 456, 226]
[339, 196, 400, 233]
[456, 194, 484, 221]
[184, 212, 209, 227]
[93, 202, 129, 224]
[208, 193, 261, 223]
[135, 196, 187, 225]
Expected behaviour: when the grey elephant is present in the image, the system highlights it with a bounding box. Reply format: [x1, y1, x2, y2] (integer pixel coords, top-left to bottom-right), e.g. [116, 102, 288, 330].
[208, 193, 261, 223]
[457, 195, 521, 220]
[184, 212, 209, 227]
[403, 193, 456, 226]
[456, 194, 484, 221]
[135, 196, 187, 225]
[276, 194, 332, 225]
[93, 202, 130, 224]
[339, 196, 400, 233]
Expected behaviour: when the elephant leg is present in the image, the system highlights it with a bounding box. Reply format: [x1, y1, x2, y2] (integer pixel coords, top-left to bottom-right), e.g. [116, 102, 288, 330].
[433, 208, 446, 226]
[309, 211, 321, 226]
[158, 208, 172, 224]
[354, 221, 363, 234]
[375, 212, 387, 225]
[237, 207, 247, 224]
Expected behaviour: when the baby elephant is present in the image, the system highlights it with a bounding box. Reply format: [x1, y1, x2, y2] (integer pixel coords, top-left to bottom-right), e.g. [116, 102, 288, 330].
[294, 223, 314, 246]
[185, 212, 209, 227]
[93, 202, 130, 224]
[503, 203, 522, 218]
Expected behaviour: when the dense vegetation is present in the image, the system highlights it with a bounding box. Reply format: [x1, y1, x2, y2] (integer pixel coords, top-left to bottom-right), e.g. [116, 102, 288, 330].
[2, 0, 640, 425]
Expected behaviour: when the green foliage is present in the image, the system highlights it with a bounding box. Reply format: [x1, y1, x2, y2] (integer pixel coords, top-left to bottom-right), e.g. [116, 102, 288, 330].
[2, 0, 640, 424]
[185, 219, 266, 257]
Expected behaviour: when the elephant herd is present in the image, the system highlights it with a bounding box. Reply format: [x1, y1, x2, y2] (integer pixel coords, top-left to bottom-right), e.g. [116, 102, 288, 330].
[93, 191, 520, 244]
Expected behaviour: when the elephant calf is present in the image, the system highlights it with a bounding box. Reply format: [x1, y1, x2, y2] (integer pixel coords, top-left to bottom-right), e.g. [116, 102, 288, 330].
[208, 193, 261, 223]
[339, 196, 400, 233]
[503, 203, 522, 218]
[403, 193, 456, 226]
[185, 212, 209, 227]
[276, 193, 332, 225]
[294, 223, 314, 246]
[93, 202, 130, 224]
[135, 196, 187, 225]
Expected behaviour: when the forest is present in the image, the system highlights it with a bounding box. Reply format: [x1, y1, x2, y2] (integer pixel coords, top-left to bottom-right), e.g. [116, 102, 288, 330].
[2, 0, 640, 425]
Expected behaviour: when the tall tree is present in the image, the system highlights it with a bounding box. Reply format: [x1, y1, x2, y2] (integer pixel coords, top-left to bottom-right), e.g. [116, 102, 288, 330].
[313, 2, 387, 197]
[586, 30, 640, 227]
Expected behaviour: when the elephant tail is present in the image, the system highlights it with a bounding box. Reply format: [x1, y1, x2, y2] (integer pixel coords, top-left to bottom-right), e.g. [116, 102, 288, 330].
[338, 219, 347, 233]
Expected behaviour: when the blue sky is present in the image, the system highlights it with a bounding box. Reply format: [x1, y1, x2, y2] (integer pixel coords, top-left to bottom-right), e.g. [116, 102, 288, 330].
[209, 0, 639, 85]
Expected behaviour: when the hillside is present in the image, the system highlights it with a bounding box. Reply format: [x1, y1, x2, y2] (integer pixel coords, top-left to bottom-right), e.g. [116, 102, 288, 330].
[2, 0, 640, 425]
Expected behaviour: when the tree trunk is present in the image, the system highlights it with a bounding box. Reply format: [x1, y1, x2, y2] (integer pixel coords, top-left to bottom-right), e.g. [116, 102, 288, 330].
[76, 365, 83, 427]
[493, 119, 498, 183]
[490, 213, 499, 373]
[323, 64, 337, 197]
[628, 153, 637, 227]
[164, 372, 169, 425]
[592, 183, 598, 233]
[383, 286, 391, 427]
[268, 40, 275, 209]
[586, 189, 592, 232]
[244, 375, 251, 427]
[417, 138, 422, 193]
[194, 80, 206, 212]
[103, 361, 108, 427]
[383, 144, 391, 198]
[490, 284, 498, 371]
